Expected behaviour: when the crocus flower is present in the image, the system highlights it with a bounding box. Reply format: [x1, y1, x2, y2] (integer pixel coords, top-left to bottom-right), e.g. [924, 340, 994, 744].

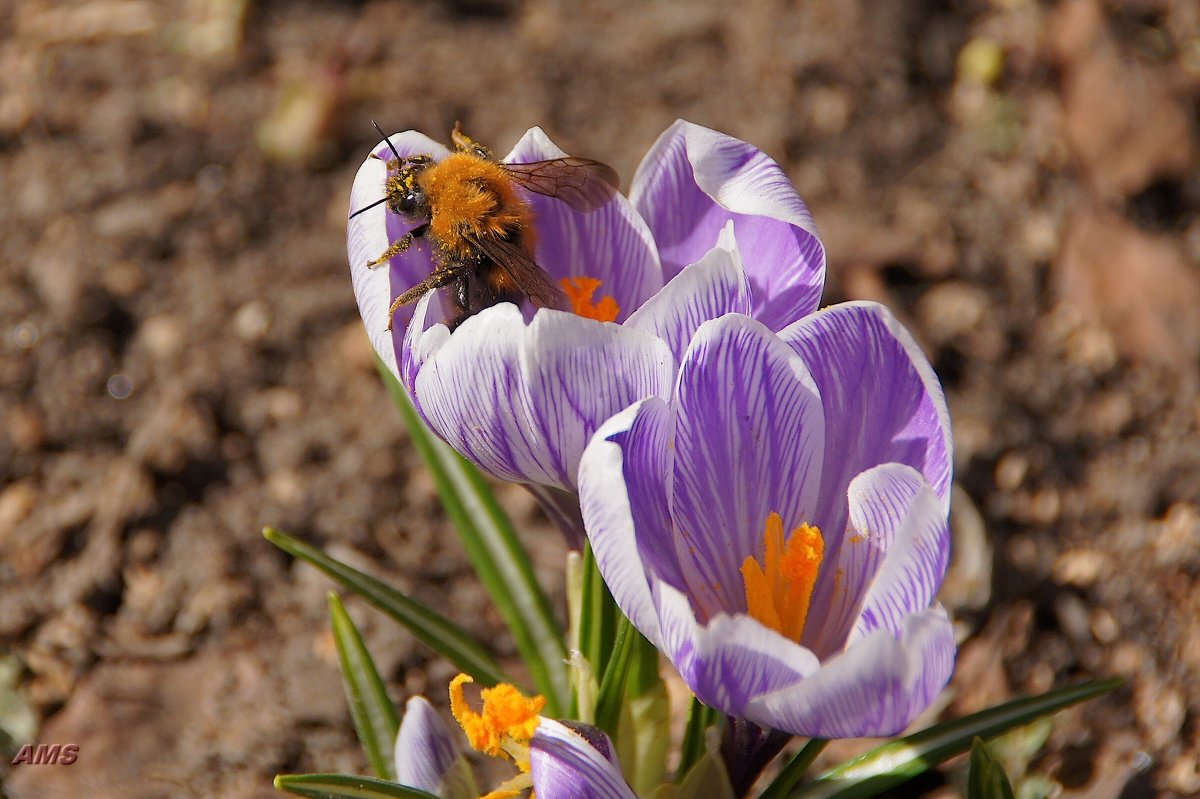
[453, 673, 643, 799]
[393, 696, 472, 796]
[529, 718, 637, 799]
[577, 305, 955, 738]
[348, 122, 824, 508]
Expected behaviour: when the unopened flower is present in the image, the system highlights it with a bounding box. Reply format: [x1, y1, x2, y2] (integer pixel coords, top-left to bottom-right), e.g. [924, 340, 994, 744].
[348, 122, 824, 506]
[392, 675, 636, 799]
[578, 305, 955, 738]
[393, 696, 472, 796]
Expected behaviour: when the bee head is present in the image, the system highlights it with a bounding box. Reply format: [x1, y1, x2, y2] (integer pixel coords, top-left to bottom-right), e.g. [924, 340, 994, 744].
[385, 161, 431, 218]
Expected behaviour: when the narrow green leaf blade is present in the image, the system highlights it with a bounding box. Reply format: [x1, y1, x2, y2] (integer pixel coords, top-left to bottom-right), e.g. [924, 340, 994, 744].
[579, 544, 618, 679]
[967, 737, 1016, 799]
[792, 678, 1122, 799]
[264, 527, 508, 687]
[329, 593, 401, 780]
[758, 739, 828, 799]
[594, 615, 635, 736]
[677, 698, 723, 781]
[274, 772, 439, 799]
[378, 359, 569, 714]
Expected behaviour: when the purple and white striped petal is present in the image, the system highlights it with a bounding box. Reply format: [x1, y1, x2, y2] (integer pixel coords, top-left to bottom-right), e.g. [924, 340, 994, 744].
[780, 302, 952, 533]
[806, 464, 950, 658]
[629, 120, 825, 330]
[348, 131, 451, 368]
[847, 465, 950, 644]
[394, 696, 461, 794]
[530, 718, 637, 799]
[579, 399, 679, 649]
[504, 128, 663, 319]
[406, 302, 675, 488]
[655, 581, 820, 718]
[578, 314, 955, 737]
[670, 314, 824, 619]
[747, 608, 956, 738]
[780, 302, 951, 633]
[625, 221, 753, 365]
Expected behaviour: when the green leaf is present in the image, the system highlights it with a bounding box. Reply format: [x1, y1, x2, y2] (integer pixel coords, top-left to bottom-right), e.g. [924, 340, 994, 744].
[378, 358, 570, 715]
[791, 678, 1122, 799]
[264, 527, 508, 687]
[274, 773, 439, 799]
[758, 739, 828, 799]
[328, 593, 400, 780]
[594, 615, 635, 736]
[579, 544, 618, 679]
[0, 656, 37, 759]
[676, 745, 736, 799]
[618, 675, 670, 796]
[968, 737, 1016, 799]
[677, 698, 723, 781]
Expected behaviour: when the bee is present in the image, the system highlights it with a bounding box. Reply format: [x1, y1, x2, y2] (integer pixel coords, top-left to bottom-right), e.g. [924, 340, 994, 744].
[351, 123, 619, 330]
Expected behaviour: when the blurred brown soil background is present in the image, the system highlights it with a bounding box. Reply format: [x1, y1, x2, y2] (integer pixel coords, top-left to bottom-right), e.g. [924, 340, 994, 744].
[1, 0, 1198, 796]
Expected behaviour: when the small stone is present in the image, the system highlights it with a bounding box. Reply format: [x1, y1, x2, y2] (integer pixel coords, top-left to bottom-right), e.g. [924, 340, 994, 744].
[233, 301, 271, 341]
[101, 260, 146, 298]
[1029, 487, 1061, 525]
[1053, 548, 1109, 587]
[0, 481, 38, 543]
[139, 315, 186, 361]
[267, 470, 303, 504]
[1054, 592, 1091, 643]
[916, 281, 988, 346]
[263, 388, 304, 423]
[1090, 607, 1119, 644]
[958, 37, 1005, 87]
[7, 405, 44, 452]
[995, 451, 1028, 491]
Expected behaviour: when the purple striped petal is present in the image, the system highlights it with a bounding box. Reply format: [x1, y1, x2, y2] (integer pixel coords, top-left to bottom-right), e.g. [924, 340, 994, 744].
[747, 607, 956, 738]
[847, 465, 950, 643]
[579, 399, 680, 649]
[655, 581, 820, 718]
[670, 315, 824, 620]
[504, 128, 663, 319]
[406, 303, 675, 489]
[394, 696, 460, 793]
[807, 464, 949, 657]
[780, 303, 952, 627]
[348, 131, 451, 368]
[530, 718, 637, 799]
[625, 221, 753, 365]
[629, 120, 825, 330]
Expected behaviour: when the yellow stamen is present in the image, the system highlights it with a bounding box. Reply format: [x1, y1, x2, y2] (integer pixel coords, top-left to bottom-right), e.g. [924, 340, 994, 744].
[449, 673, 545, 766]
[479, 771, 533, 799]
[560, 276, 619, 322]
[740, 513, 824, 643]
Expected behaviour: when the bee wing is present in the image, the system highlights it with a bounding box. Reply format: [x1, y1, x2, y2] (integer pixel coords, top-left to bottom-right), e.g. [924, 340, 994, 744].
[503, 158, 619, 212]
[466, 234, 570, 312]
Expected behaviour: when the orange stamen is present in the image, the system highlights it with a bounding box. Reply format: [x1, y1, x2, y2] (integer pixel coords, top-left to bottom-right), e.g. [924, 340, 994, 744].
[740, 513, 824, 643]
[449, 673, 544, 764]
[560, 276, 619, 322]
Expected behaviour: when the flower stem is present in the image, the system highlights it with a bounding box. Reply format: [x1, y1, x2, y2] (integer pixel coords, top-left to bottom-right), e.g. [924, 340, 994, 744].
[720, 717, 791, 796]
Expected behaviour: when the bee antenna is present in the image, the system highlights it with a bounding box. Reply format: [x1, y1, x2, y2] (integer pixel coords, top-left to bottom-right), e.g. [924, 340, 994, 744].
[371, 120, 404, 162]
[349, 195, 389, 219]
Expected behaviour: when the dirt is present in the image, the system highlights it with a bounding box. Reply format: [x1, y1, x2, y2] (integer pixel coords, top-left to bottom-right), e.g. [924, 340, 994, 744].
[1, 0, 1198, 797]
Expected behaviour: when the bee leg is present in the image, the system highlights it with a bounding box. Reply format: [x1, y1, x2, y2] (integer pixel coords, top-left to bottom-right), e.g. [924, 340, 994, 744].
[454, 271, 472, 316]
[367, 223, 430, 268]
[385, 264, 472, 331]
[451, 123, 494, 161]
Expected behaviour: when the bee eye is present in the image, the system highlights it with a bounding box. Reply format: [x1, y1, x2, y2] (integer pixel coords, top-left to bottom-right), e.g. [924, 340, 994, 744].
[399, 189, 424, 214]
